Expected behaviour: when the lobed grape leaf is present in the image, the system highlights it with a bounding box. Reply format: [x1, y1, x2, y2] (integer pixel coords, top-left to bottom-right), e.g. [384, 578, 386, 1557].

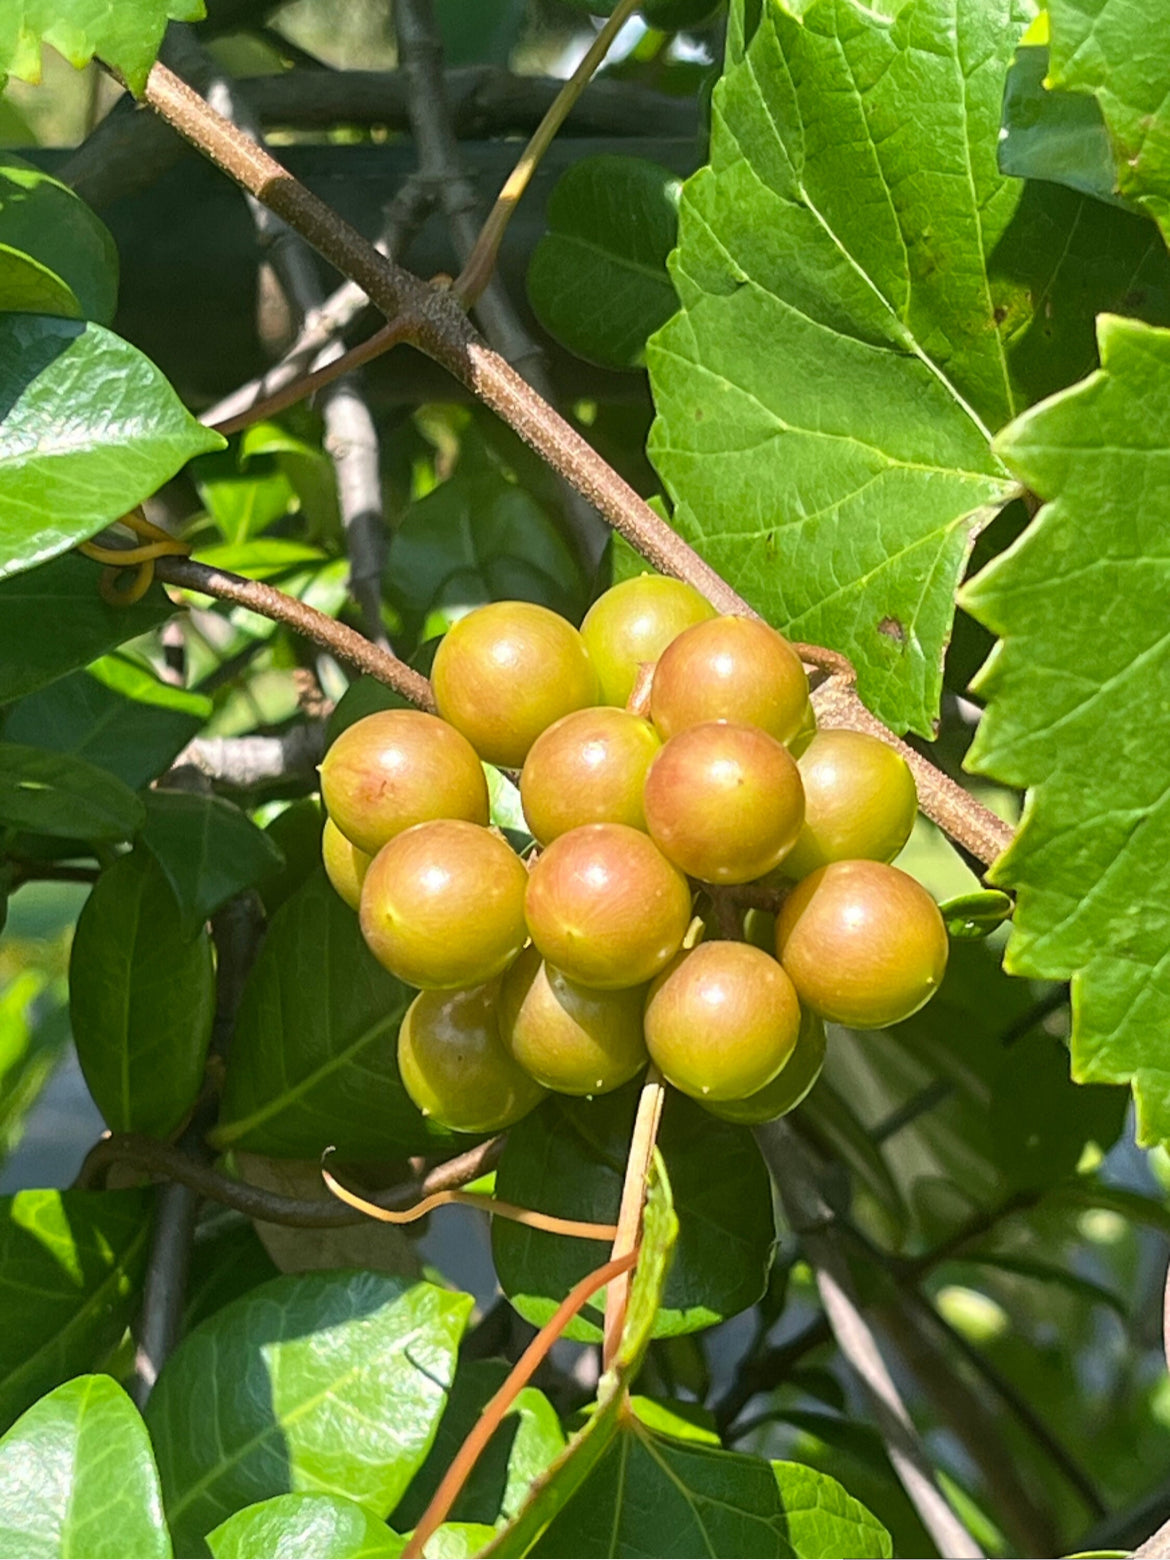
[69, 850, 215, 1137]
[0, 1376, 171, 1559]
[0, 0, 205, 94]
[647, 0, 1170, 735]
[0, 316, 223, 580]
[963, 314, 1170, 1143]
[1047, 0, 1170, 241]
[527, 155, 681, 370]
[144, 1270, 472, 1557]
[213, 871, 450, 1160]
[0, 1189, 152, 1433]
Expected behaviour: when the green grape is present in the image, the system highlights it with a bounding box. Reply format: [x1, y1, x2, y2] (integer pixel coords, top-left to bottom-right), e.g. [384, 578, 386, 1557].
[524, 822, 692, 989]
[498, 944, 648, 1096]
[431, 601, 599, 766]
[782, 729, 917, 879]
[776, 859, 948, 1028]
[520, 706, 661, 843]
[360, 819, 528, 989]
[644, 940, 801, 1101]
[643, 720, 805, 884]
[701, 1008, 826, 1124]
[321, 815, 370, 911]
[319, 709, 489, 856]
[581, 574, 716, 707]
[398, 982, 546, 1133]
[650, 615, 809, 744]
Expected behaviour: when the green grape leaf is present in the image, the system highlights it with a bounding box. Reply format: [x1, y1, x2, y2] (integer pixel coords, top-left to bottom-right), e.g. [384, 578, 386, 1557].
[0, 153, 118, 321]
[207, 1494, 402, 1559]
[0, 1188, 152, 1433]
[213, 871, 449, 1161]
[528, 1428, 890, 1558]
[1048, 0, 1170, 240]
[990, 1030, 1127, 1191]
[998, 44, 1132, 211]
[393, 1362, 565, 1531]
[0, 1376, 171, 1559]
[647, 0, 1170, 734]
[0, 742, 144, 841]
[69, 850, 215, 1137]
[3, 659, 209, 792]
[486, 1163, 678, 1558]
[527, 155, 681, 370]
[0, 553, 174, 704]
[963, 314, 1170, 1143]
[0, 0, 205, 93]
[139, 790, 284, 937]
[182, 1222, 280, 1335]
[0, 315, 223, 580]
[144, 1270, 473, 1558]
[0, 977, 69, 1168]
[492, 1086, 774, 1341]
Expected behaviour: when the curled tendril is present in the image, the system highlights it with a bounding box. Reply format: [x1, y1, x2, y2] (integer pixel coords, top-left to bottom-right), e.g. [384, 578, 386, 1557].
[78, 509, 191, 604]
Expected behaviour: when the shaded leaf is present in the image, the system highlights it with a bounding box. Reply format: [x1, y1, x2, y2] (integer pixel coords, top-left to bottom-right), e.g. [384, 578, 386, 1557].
[0, 553, 174, 705]
[963, 315, 1170, 1142]
[1048, 0, 1170, 239]
[0, 742, 144, 841]
[527, 155, 681, 369]
[989, 1030, 1127, 1190]
[214, 871, 448, 1160]
[0, 0, 206, 93]
[207, 1494, 402, 1559]
[0, 153, 118, 322]
[393, 1361, 565, 1530]
[183, 1220, 280, 1334]
[144, 1270, 473, 1557]
[140, 790, 284, 936]
[493, 1086, 774, 1340]
[0, 1375, 171, 1559]
[69, 851, 215, 1136]
[0, 315, 222, 579]
[0, 977, 69, 1167]
[0, 1189, 152, 1434]
[999, 43, 1130, 211]
[3, 659, 209, 792]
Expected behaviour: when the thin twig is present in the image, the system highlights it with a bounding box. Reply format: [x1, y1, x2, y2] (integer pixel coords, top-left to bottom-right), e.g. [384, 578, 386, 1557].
[75, 1131, 503, 1224]
[137, 60, 1014, 869]
[602, 1068, 666, 1369]
[757, 1119, 985, 1559]
[394, 0, 608, 573]
[154, 554, 435, 710]
[455, 0, 642, 305]
[171, 724, 326, 788]
[404, 1249, 640, 1559]
[163, 27, 389, 644]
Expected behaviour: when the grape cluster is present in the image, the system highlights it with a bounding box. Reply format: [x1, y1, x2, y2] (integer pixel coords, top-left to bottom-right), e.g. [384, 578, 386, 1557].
[318, 578, 949, 1134]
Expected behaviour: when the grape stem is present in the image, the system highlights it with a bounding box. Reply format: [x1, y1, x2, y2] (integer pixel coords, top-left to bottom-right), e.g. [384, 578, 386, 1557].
[136, 60, 1013, 872]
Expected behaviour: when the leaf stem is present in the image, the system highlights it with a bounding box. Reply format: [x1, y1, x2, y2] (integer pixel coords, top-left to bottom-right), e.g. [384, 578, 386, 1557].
[603, 1066, 666, 1371]
[404, 1248, 640, 1559]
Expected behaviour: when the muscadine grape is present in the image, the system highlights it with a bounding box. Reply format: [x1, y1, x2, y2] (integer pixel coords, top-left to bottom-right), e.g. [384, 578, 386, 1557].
[431, 601, 599, 766]
[499, 945, 648, 1095]
[520, 706, 661, 843]
[782, 729, 917, 879]
[398, 982, 546, 1133]
[775, 860, 948, 1028]
[321, 816, 370, 910]
[644, 940, 801, 1101]
[581, 575, 716, 707]
[701, 1008, 826, 1124]
[650, 615, 808, 743]
[319, 709, 489, 856]
[643, 720, 805, 884]
[360, 819, 528, 989]
[524, 822, 692, 989]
